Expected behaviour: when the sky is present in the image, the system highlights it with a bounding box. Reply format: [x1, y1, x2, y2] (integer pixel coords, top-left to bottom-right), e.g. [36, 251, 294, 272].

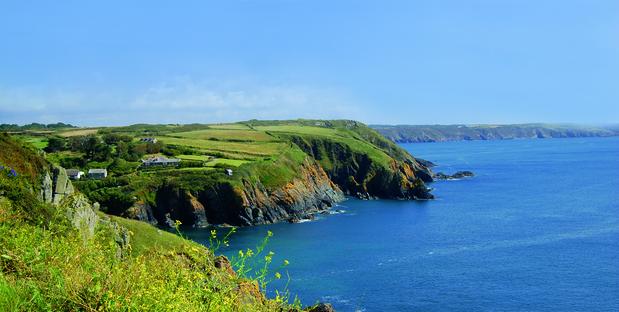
[0, 0, 618, 126]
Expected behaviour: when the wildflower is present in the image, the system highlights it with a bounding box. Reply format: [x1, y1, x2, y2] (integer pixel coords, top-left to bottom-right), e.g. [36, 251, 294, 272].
[283, 259, 289, 266]
[267, 230, 273, 237]
[246, 249, 254, 257]
[174, 220, 182, 227]
[238, 250, 244, 257]
[274, 272, 281, 279]
[264, 251, 274, 262]
[210, 229, 217, 239]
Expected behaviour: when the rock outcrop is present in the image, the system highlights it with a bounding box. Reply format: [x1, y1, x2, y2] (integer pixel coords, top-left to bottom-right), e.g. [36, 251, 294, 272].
[39, 165, 131, 256]
[434, 171, 474, 180]
[152, 159, 344, 226]
[39, 166, 75, 205]
[288, 136, 433, 200]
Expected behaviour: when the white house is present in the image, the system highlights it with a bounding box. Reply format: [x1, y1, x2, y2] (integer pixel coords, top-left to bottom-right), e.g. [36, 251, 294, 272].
[88, 169, 108, 179]
[66, 169, 84, 180]
[225, 169, 233, 176]
[141, 156, 181, 167]
[140, 137, 158, 143]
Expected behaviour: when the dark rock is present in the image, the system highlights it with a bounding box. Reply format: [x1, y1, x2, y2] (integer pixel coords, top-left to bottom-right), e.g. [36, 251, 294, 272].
[415, 158, 436, 168]
[214, 255, 236, 276]
[151, 159, 345, 227]
[306, 303, 335, 312]
[434, 171, 474, 180]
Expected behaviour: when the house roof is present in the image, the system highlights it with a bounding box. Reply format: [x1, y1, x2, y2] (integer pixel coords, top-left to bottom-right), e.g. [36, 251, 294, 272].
[88, 169, 107, 174]
[66, 169, 81, 175]
[142, 156, 180, 163]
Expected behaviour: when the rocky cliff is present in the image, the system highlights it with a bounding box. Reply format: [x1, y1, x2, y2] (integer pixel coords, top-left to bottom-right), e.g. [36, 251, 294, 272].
[125, 158, 344, 226]
[68, 120, 436, 228]
[288, 135, 433, 200]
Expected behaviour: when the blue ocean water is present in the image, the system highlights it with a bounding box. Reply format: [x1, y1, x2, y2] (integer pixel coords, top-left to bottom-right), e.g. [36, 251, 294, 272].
[185, 137, 619, 311]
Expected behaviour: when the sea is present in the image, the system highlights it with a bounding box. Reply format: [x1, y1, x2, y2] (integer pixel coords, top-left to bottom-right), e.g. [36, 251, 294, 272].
[185, 137, 619, 311]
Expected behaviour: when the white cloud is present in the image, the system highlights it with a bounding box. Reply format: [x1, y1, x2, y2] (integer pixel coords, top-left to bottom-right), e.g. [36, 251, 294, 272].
[0, 80, 364, 126]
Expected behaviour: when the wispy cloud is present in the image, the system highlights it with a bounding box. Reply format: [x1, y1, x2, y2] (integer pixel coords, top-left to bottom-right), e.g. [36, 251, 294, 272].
[0, 80, 363, 126]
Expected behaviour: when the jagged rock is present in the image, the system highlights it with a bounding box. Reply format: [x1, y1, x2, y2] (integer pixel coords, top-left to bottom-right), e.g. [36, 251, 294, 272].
[236, 280, 265, 306]
[152, 159, 345, 227]
[305, 303, 335, 312]
[63, 194, 99, 241]
[44, 166, 131, 258]
[434, 171, 475, 180]
[40, 166, 75, 205]
[415, 158, 436, 168]
[214, 255, 236, 276]
[122, 201, 157, 225]
[40, 172, 53, 203]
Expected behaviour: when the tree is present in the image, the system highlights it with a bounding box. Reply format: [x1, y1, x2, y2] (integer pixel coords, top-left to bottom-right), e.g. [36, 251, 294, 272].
[103, 133, 132, 145]
[44, 137, 66, 153]
[93, 143, 112, 162]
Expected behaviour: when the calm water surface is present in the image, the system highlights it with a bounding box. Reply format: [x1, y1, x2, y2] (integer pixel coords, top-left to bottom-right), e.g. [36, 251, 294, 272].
[185, 137, 619, 311]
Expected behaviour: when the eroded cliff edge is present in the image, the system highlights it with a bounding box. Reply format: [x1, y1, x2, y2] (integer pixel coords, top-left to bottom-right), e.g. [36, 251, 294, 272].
[78, 120, 435, 228]
[131, 158, 345, 226]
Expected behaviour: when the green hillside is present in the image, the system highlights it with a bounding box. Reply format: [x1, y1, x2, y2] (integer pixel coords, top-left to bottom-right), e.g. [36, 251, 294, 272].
[10, 119, 433, 227]
[0, 133, 303, 311]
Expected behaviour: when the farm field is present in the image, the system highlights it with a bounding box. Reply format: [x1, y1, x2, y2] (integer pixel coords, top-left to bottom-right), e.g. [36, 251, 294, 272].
[15, 135, 49, 149]
[157, 136, 287, 157]
[171, 128, 274, 142]
[58, 128, 100, 137]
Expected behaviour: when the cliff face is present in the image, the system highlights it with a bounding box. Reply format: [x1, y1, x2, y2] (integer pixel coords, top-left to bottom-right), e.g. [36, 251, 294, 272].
[62, 120, 437, 228]
[127, 159, 345, 226]
[288, 135, 433, 200]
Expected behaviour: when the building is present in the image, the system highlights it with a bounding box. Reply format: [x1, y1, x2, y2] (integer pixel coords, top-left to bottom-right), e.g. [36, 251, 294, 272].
[225, 169, 233, 176]
[140, 137, 158, 143]
[141, 156, 181, 167]
[66, 169, 84, 180]
[88, 169, 108, 179]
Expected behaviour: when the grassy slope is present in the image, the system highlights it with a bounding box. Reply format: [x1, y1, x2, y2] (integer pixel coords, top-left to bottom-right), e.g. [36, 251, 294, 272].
[0, 135, 295, 311]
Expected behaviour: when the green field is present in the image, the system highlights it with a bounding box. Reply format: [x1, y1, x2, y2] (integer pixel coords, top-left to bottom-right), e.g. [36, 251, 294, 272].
[171, 128, 274, 142]
[205, 158, 250, 167]
[16, 135, 49, 149]
[207, 123, 253, 130]
[158, 136, 287, 157]
[255, 125, 346, 138]
[176, 154, 212, 161]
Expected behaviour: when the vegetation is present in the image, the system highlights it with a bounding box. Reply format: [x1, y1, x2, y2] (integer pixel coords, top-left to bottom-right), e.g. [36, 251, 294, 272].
[0, 122, 75, 132]
[0, 135, 299, 311]
[7, 119, 428, 224]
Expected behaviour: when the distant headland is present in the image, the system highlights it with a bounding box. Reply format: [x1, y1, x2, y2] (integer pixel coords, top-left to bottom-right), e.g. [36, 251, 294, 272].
[371, 123, 619, 143]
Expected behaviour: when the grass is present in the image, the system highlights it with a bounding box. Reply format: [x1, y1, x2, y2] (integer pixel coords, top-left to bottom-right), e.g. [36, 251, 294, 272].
[205, 159, 250, 167]
[255, 125, 346, 138]
[14, 135, 49, 149]
[158, 136, 287, 157]
[177, 154, 212, 161]
[58, 128, 100, 137]
[107, 214, 193, 255]
[172, 129, 274, 142]
[260, 124, 395, 167]
[0, 155, 297, 311]
[207, 124, 252, 130]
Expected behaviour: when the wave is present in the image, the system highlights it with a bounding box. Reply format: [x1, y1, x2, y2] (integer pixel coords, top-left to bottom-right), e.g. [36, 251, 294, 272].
[425, 225, 619, 257]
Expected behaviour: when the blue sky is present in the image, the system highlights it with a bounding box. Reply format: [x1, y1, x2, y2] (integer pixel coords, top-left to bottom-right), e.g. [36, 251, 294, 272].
[0, 0, 617, 126]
